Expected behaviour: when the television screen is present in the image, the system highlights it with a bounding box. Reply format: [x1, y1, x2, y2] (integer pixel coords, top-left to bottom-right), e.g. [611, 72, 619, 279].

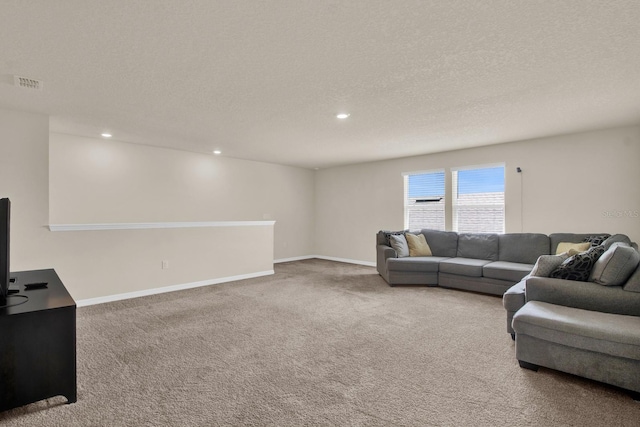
[0, 198, 10, 306]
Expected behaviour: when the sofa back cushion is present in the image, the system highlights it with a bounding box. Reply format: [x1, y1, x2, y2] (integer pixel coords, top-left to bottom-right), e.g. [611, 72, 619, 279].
[456, 233, 499, 261]
[498, 233, 550, 264]
[420, 229, 458, 257]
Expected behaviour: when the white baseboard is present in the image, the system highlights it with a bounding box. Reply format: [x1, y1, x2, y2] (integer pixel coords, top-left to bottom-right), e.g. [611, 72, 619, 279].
[274, 255, 375, 267]
[273, 255, 316, 263]
[76, 270, 275, 307]
[313, 255, 376, 267]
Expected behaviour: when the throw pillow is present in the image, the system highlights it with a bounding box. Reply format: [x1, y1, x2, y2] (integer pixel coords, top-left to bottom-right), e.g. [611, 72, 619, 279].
[555, 241, 590, 255]
[382, 230, 407, 246]
[602, 234, 632, 251]
[530, 252, 571, 277]
[583, 234, 611, 247]
[549, 245, 606, 281]
[389, 234, 410, 258]
[589, 243, 640, 286]
[405, 233, 432, 257]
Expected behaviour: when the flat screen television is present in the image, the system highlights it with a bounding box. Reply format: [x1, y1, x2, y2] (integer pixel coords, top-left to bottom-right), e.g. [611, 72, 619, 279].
[0, 198, 10, 306]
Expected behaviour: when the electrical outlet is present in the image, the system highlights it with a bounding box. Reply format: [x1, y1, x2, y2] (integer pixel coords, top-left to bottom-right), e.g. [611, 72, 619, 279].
[162, 260, 169, 269]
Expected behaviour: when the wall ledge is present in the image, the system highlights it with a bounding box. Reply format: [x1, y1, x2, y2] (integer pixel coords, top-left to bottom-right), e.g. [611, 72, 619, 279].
[49, 220, 276, 232]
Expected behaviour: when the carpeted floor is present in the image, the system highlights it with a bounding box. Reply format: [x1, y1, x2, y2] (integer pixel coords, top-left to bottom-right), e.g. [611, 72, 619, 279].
[1, 259, 639, 426]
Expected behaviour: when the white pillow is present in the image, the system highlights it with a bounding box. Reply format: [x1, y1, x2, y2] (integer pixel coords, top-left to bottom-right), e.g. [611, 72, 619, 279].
[389, 234, 410, 257]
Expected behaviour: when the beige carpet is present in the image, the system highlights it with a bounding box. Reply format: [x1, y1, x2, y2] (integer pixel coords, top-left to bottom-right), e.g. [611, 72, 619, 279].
[1, 259, 639, 426]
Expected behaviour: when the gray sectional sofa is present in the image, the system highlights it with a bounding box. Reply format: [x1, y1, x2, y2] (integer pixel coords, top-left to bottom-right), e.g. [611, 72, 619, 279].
[378, 228, 640, 396]
[377, 229, 587, 295]
[504, 238, 640, 397]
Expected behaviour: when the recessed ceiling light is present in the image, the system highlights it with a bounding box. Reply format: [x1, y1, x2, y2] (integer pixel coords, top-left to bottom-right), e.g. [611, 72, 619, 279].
[213, 150, 222, 155]
[101, 133, 112, 138]
[336, 113, 350, 119]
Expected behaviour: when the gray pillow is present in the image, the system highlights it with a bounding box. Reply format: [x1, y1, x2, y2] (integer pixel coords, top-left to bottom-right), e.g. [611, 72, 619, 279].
[590, 243, 640, 286]
[389, 234, 409, 258]
[530, 253, 570, 277]
[602, 233, 632, 251]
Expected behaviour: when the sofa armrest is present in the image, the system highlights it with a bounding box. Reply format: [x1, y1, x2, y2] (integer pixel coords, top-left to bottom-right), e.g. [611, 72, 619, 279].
[376, 244, 397, 278]
[525, 276, 640, 316]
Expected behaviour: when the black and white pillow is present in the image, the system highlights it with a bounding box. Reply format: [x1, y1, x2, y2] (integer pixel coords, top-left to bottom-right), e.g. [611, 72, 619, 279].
[583, 234, 611, 247]
[549, 245, 606, 281]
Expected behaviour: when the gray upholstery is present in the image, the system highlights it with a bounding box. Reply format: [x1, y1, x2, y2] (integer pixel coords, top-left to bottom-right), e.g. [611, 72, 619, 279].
[513, 301, 640, 393]
[483, 261, 533, 282]
[456, 233, 499, 261]
[623, 263, 640, 292]
[387, 256, 446, 273]
[524, 276, 640, 316]
[439, 258, 492, 277]
[498, 233, 549, 264]
[420, 229, 458, 257]
[438, 273, 513, 296]
[503, 280, 526, 334]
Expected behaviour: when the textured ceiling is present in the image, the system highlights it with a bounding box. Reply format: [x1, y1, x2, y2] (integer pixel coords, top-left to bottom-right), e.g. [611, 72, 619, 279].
[1, 1, 640, 169]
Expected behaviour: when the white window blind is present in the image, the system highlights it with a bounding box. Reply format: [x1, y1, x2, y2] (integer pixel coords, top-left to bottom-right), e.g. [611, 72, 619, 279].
[403, 170, 445, 231]
[452, 165, 505, 233]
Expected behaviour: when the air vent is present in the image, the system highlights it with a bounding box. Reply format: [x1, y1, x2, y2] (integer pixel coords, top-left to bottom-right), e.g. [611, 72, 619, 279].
[14, 75, 43, 91]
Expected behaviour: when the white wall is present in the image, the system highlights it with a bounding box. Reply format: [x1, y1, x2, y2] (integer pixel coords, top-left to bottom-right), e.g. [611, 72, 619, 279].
[49, 133, 315, 261]
[0, 109, 51, 272]
[0, 110, 315, 301]
[315, 125, 640, 263]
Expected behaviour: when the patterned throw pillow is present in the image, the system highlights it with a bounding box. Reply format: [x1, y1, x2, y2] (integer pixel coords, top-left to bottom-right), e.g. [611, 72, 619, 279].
[583, 234, 611, 247]
[550, 245, 606, 281]
[389, 234, 410, 257]
[530, 253, 571, 277]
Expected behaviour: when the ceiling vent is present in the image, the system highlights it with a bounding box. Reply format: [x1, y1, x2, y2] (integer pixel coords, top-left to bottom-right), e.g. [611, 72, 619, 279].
[14, 75, 43, 91]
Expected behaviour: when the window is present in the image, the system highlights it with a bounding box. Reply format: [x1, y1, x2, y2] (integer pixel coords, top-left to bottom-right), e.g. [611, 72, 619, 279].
[451, 164, 505, 233]
[403, 170, 445, 231]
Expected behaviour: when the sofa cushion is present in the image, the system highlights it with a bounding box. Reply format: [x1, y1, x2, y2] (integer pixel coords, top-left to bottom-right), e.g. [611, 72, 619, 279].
[512, 301, 640, 360]
[498, 233, 550, 264]
[483, 261, 533, 282]
[406, 233, 432, 257]
[420, 229, 458, 257]
[498, 233, 549, 264]
[530, 253, 571, 277]
[623, 264, 640, 292]
[389, 234, 409, 257]
[603, 234, 633, 251]
[590, 243, 640, 286]
[549, 245, 606, 281]
[456, 233, 499, 261]
[439, 257, 492, 277]
[387, 256, 449, 273]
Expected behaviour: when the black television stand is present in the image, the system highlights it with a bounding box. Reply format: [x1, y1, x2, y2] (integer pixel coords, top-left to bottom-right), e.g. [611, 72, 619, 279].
[0, 269, 76, 412]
